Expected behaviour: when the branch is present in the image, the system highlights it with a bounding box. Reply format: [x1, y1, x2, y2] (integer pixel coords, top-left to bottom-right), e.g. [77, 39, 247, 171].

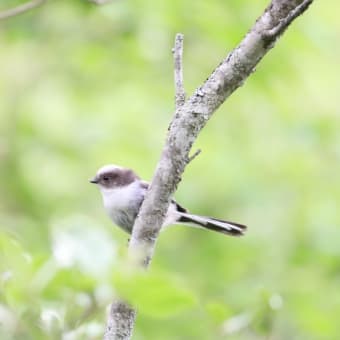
[129, 0, 313, 266]
[88, 0, 114, 4]
[104, 301, 136, 340]
[173, 33, 186, 110]
[106, 0, 314, 338]
[262, 0, 312, 39]
[0, 0, 47, 21]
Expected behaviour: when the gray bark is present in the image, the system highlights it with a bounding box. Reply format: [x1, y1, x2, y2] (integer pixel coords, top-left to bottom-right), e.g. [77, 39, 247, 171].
[104, 301, 136, 340]
[105, 0, 313, 339]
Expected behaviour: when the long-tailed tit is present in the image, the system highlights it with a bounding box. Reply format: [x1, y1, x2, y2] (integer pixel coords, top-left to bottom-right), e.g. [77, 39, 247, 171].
[90, 165, 247, 237]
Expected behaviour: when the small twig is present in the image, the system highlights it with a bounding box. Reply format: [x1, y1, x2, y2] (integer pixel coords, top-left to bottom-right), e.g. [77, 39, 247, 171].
[173, 33, 186, 110]
[88, 0, 114, 5]
[187, 149, 202, 164]
[0, 0, 47, 21]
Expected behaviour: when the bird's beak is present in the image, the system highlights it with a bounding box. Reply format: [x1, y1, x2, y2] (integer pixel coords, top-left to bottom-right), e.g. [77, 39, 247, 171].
[89, 177, 98, 184]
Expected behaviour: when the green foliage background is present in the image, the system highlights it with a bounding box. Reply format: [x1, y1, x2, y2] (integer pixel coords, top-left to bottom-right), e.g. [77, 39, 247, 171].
[1, 0, 339, 339]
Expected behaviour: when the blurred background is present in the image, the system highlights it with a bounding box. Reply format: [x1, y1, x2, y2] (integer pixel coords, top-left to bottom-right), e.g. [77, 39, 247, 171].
[1, 0, 339, 339]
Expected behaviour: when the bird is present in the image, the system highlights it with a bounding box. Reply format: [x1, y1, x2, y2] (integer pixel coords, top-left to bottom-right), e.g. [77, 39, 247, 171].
[90, 164, 247, 237]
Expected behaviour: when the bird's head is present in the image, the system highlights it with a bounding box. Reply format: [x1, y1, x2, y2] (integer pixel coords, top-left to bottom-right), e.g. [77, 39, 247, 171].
[90, 164, 139, 191]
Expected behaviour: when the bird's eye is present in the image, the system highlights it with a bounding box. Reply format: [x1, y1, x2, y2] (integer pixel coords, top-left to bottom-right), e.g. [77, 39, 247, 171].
[103, 176, 110, 181]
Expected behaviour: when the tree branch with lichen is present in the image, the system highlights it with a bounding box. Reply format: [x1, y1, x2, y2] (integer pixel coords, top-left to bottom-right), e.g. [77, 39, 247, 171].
[104, 1, 313, 339]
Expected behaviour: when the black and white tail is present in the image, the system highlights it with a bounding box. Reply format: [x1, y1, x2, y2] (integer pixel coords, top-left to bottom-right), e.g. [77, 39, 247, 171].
[178, 213, 247, 237]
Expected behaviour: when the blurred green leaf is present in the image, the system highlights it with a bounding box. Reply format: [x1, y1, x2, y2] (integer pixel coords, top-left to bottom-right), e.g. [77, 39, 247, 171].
[205, 301, 232, 324]
[113, 270, 197, 318]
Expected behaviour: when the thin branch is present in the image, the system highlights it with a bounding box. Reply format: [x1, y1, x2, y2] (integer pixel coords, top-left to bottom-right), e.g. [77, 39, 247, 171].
[173, 33, 186, 110]
[187, 149, 202, 164]
[0, 0, 47, 21]
[88, 0, 114, 5]
[106, 0, 314, 338]
[129, 0, 314, 264]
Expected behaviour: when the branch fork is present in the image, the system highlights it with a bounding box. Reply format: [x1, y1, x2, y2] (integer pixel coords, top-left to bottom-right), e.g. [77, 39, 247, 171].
[105, 1, 314, 338]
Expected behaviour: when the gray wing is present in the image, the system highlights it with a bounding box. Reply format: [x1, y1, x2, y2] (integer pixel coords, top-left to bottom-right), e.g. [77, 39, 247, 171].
[114, 180, 149, 233]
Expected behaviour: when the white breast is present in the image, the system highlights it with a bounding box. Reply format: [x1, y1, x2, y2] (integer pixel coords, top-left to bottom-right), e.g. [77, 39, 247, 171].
[100, 182, 136, 210]
[99, 181, 145, 228]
